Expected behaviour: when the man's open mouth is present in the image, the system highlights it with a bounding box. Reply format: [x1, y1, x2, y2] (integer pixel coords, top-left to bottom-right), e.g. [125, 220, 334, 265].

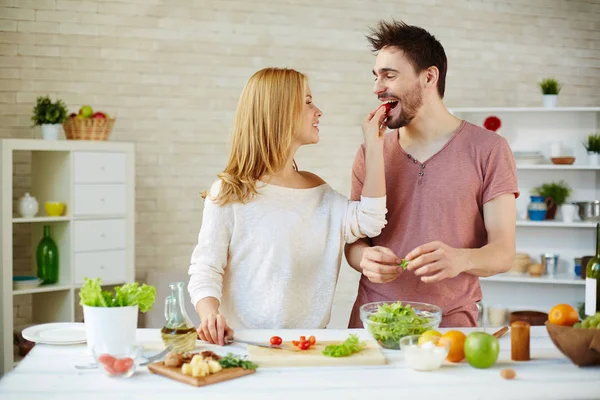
[383, 100, 398, 113]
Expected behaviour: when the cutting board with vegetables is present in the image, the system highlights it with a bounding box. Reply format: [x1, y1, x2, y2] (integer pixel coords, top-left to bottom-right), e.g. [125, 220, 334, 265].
[148, 352, 256, 387]
[247, 336, 386, 368]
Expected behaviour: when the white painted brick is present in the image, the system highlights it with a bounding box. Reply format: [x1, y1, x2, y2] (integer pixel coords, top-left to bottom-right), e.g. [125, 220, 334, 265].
[0, 18, 16, 31]
[56, 0, 96, 12]
[36, 9, 80, 23]
[17, 20, 57, 33]
[17, 44, 58, 57]
[0, 6, 34, 20]
[15, 0, 54, 9]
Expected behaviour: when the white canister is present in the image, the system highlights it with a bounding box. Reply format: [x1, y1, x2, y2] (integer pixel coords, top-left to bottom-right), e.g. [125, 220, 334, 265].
[18, 192, 39, 218]
[82, 305, 138, 353]
[560, 204, 578, 223]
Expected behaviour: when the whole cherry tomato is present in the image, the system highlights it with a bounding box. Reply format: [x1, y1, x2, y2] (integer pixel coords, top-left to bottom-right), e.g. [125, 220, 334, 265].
[298, 341, 311, 350]
[270, 336, 283, 346]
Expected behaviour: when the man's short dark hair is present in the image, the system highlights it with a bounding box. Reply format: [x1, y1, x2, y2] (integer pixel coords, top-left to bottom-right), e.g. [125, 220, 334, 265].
[366, 20, 447, 98]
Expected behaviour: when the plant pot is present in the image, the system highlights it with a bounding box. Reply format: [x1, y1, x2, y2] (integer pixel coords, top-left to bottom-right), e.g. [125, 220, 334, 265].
[543, 95, 558, 108]
[546, 200, 557, 220]
[588, 152, 600, 166]
[41, 124, 61, 140]
[82, 305, 138, 353]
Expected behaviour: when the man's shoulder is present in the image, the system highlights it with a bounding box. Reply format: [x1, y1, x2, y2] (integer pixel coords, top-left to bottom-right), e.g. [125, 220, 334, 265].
[460, 121, 507, 149]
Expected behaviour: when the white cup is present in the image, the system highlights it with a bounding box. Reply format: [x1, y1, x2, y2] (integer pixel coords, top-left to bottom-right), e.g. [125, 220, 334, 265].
[561, 204, 578, 223]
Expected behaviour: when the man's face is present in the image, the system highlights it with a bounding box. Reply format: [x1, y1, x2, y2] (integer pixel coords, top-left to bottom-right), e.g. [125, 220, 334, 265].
[372, 47, 423, 129]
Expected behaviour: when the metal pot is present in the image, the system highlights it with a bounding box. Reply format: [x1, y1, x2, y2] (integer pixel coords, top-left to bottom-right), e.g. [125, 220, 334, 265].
[575, 201, 600, 222]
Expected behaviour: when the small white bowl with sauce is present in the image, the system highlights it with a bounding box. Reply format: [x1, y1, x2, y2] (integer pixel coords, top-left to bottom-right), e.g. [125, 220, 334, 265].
[399, 335, 450, 371]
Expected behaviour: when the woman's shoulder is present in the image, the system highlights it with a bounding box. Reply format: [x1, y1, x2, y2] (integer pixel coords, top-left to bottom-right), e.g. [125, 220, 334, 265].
[297, 171, 327, 187]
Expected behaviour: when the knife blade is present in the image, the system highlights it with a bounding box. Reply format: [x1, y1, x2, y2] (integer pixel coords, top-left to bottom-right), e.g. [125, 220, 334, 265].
[224, 337, 282, 350]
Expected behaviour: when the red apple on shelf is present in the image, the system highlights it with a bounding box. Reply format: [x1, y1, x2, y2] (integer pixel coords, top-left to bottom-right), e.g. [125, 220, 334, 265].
[92, 112, 107, 119]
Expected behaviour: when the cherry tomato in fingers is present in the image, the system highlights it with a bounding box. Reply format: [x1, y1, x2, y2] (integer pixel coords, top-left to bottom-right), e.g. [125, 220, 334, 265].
[270, 336, 282, 346]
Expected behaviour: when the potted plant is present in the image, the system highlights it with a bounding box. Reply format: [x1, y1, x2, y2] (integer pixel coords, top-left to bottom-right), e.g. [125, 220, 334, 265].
[31, 95, 69, 140]
[532, 180, 572, 220]
[539, 78, 561, 108]
[583, 132, 600, 166]
[79, 277, 156, 353]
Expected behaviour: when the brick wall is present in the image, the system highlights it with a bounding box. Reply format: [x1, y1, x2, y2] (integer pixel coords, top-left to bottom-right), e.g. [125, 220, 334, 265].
[2, 0, 599, 328]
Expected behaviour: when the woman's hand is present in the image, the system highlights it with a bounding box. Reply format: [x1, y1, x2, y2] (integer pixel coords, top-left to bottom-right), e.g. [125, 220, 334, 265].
[362, 105, 387, 149]
[197, 313, 234, 346]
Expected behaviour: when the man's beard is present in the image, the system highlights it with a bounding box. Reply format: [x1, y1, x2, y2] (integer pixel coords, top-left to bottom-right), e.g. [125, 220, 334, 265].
[386, 82, 423, 130]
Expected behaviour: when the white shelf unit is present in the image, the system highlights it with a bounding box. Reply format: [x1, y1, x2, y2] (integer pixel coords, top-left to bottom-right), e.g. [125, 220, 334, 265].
[0, 139, 135, 375]
[450, 107, 599, 314]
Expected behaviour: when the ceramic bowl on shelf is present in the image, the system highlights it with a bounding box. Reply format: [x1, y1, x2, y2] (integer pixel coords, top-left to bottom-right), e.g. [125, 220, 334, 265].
[13, 276, 42, 290]
[44, 202, 65, 217]
[551, 157, 575, 165]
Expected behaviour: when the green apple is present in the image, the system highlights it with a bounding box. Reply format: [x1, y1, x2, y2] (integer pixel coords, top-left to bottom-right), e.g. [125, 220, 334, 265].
[78, 105, 93, 118]
[464, 332, 499, 369]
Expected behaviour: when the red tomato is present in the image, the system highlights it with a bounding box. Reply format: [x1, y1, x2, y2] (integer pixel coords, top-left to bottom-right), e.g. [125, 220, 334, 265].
[292, 340, 300, 347]
[103, 364, 117, 375]
[298, 341, 311, 350]
[299, 336, 306, 342]
[270, 336, 282, 346]
[308, 336, 316, 345]
[98, 354, 116, 367]
[113, 357, 134, 374]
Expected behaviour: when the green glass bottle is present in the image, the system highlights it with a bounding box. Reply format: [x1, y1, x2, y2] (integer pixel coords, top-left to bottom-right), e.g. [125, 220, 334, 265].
[585, 223, 600, 316]
[36, 225, 59, 284]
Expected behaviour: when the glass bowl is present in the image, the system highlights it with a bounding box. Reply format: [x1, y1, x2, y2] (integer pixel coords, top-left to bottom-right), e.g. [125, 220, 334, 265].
[92, 345, 142, 378]
[399, 334, 450, 371]
[360, 301, 442, 349]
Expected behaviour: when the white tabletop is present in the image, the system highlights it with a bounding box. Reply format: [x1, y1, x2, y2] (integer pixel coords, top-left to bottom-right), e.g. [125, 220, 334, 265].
[1, 327, 599, 400]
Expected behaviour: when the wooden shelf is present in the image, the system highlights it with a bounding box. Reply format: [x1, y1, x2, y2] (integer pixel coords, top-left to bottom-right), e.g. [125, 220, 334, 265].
[449, 107, 600, 113]
[13, 283, 72, 295]
[516, 221, 596, 228]
[482, 273, 585, 285]
[12, 216, 70, 223]
[516, 164, 600, 170]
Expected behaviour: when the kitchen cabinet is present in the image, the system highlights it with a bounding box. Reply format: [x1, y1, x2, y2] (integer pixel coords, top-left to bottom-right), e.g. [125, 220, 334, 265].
[0, 139, 135, 375]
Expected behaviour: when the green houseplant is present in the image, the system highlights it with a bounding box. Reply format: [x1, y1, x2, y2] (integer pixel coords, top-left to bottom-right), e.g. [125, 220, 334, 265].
[532, 180, 572, 220]
[539, 78, 561, 108]
[31, 95, 68, 140]
[584, 132, 600, 166]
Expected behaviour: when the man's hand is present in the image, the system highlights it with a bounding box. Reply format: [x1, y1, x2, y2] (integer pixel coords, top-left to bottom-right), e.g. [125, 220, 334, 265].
[360, 246, 403, 283]
[405, 241, 471, 284]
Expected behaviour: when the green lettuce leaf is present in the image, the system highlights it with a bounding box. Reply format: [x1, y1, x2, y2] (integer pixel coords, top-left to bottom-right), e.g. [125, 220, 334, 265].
[79, 277, 156, 312]
[322, 334, 366, 357]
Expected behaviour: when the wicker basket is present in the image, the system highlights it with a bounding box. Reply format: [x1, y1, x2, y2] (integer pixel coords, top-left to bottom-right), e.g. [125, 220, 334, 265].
[63, 117, 115, 141]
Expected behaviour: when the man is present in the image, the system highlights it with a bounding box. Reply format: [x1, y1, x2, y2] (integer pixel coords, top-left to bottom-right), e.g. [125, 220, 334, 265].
[345, 20, 520, 328]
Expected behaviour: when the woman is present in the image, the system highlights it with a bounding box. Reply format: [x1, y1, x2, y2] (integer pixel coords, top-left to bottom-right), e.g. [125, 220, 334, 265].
[188, 67, 389, 345]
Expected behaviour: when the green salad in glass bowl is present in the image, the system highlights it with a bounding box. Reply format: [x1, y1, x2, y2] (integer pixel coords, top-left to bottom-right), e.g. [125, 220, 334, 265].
[360, 301, 442, 349]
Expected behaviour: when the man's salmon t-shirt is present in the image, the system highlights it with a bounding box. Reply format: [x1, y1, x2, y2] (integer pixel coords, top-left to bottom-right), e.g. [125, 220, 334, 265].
[347, 120, 520, 328]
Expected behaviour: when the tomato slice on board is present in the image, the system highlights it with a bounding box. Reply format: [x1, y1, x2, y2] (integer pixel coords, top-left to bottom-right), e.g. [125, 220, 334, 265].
[308, 336, 316, 345]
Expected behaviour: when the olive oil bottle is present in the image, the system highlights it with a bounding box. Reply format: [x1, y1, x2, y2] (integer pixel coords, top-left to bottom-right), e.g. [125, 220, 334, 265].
[585, 223, 600, 316]
[161, 282, 197, 352]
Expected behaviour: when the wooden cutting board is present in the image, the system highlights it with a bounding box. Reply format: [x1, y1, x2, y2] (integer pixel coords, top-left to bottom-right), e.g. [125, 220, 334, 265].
[148, 361, 255, 387]
[247, 340, 386, 367]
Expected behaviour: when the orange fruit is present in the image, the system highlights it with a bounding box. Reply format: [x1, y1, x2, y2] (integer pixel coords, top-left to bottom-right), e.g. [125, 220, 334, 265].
[548, 304, 579, 326]
[442, 330, 467, 362]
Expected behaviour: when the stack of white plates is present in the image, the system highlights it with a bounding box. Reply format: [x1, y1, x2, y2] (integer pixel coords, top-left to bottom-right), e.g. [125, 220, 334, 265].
[513, 151, 545, 165]
[13, 276, 43, 290]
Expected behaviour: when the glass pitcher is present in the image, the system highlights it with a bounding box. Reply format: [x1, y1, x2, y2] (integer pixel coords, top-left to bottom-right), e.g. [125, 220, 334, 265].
[160, 282, 197, 352]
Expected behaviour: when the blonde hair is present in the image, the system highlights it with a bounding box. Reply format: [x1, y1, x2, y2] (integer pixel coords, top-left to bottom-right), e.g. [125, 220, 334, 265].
[203, 67, 307, 206]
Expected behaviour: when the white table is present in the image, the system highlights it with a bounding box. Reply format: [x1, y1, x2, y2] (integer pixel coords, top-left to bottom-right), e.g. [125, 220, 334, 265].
[0, 327, 599, 400]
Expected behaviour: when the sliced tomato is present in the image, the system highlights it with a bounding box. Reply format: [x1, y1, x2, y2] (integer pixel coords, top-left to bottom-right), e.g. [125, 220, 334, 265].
[298, 341, 311, 350]
[292, 340, 300, 347]
[308, 336, 316, 345]
[299, 335, 306, 342]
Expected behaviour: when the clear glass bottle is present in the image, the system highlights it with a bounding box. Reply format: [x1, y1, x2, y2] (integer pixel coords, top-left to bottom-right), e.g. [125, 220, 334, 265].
[160, 282, 197, 352]
[585, 223, 600, 316]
